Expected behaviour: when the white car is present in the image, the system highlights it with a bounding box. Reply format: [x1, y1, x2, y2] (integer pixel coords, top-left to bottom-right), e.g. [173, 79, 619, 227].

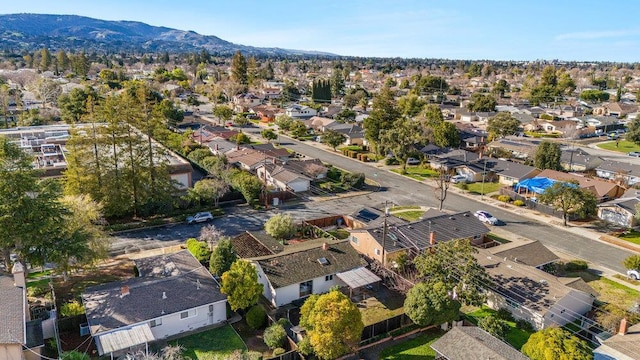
[451, 175, 467, 184]
[186, 211, 214, 224]
[474, 210, 499, 225]
[627, 269, 640, 280]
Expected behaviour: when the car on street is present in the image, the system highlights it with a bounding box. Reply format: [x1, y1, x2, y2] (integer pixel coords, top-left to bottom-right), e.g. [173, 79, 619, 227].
[450, 175, 468, 184]
[186, 211, 214, 224]
[629, 152, 640, 157]
[628, 269, 640, 280]
[474, 210, 499, 225]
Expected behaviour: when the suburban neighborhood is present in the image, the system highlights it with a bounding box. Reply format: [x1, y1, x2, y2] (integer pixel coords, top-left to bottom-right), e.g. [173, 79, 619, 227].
[3, 9, 640, 360]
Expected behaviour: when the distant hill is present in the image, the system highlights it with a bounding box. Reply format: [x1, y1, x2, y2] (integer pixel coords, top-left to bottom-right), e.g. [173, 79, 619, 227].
[0, 13, 336, 56]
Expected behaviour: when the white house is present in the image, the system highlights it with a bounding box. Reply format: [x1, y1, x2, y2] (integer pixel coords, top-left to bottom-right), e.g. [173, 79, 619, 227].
[256, 163, 311, 193]
[475, 248, 595, 330]
[82, 251, 227, 357]
[253, 240, 373, 308]
[285, 104, 318, 119]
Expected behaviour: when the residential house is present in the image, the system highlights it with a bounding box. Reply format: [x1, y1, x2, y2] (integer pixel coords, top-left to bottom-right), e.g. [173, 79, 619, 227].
[327, 123, 367, 146]
[430, 150, 479, 171]
[475, 248, 595, 330]
[205, 137, 237, 156]
[457, 158, 540, 185]
[494, 160, 541, 186]
[285, 105, 317, 120]
[458, 129, 487, 150]
[458, 111, 478, 122]
[561, 149, 603, 172]
[226, 148, 272, 171]
[304, 116, 336, 132]
[348, 211, 490, 265]
[537, 169, 624, 202]
[491, 240, 559, 268]
[596, 160, 640, 187]
[0, 263, 44, 360]
[82, 251, 227, 357]
[232, 93, 262, 112]
[347, 207, 407, 230]
[244, 143, 291, 162]
[487, 138, 538, 160]
[260, 87, 281, 101]
[597, 188, 640, 228]
[476, 111, 497, 123]
[540, 120, 580, 135]
[512, 112, 537, 127]
[251, 105, 283, 123]
[577, 115, 624, 134]
[284, 159, 329, 180]
[256, 163, 312, 193]
[431, 326, 528, 360]
[594, 320, 640, 360]
[252, 240, 374, 308]
[593, 102, 638, 118]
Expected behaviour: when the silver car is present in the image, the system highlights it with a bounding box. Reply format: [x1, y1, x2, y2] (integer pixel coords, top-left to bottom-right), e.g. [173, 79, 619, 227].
[186, 211, 214, 224]
[474, 210, 499, 225]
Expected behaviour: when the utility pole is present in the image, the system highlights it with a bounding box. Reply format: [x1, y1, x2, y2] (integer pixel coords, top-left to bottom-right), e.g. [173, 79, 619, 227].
[480, 146, 487, 200]
[381, 201, 389, 267]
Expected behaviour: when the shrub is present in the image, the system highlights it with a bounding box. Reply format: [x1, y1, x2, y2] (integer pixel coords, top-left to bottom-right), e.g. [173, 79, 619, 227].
[327, 167, 342, 181]
[516, 319, 535, 332]
[264, 323, 287, 349]
[60, 300, 85, 317]
[341, 172, 365, 189]
[478, 315, 510, 339]
[513, 199, 525, 206]
[272, 348, 286, 356]
[186, 238, 211, 264]
[246, 305, 266, 330]
[459, 183, 469, 190]
[385, 157, 400, 165]
[277, 317, 291, 327]
[297, 337, 314, 356]
[496, 308, 515, 322]
[497, 195, 511, 203]
[564, 260, 588, 272]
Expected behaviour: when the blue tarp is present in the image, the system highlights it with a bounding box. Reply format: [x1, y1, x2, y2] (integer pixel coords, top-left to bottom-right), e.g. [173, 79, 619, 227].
[514, 177, 557, 194]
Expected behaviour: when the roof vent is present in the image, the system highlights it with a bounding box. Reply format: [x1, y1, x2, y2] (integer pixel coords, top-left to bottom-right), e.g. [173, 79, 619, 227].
[449, 216, 455, 220]
[317, 257, 329, 265]
[162, 291, 167, 300]
[196, 279, 201, 290]
[539, 279, 548, 285]
[507, 265, 512, 269]
[464, 213, 470, 217]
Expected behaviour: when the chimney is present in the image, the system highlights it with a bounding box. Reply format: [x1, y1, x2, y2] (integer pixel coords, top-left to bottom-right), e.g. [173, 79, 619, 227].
[120, 285, 130, 297]
[619, 318, 629, 335]
[430, 232, 436, 246]
[464, 151, 467, 162]
[215, 144, 219, 150]
[272, 157, 276, 164]
[322, 242, 330, 251]
[11, 261, 26, 288]
[478, 151, 483, 160]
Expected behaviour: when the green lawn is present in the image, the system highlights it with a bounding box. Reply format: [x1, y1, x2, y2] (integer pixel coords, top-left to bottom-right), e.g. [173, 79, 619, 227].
[597, 140, 640, 153]
[465, 306, 533, 350]
[393, 211, 425, 221]
[170, 325, 247, 360]
[391, 166, 439, 180]
[458, 182, 503, 195]
[486, 233, 511, 244]
[328, 228, 351, 240]
[618, 230, 640, 245]
[379, 330, 443, 359]
[360, 295, 406, 326]
[564, 270, 640, 309]
[390, 205, 421, 211]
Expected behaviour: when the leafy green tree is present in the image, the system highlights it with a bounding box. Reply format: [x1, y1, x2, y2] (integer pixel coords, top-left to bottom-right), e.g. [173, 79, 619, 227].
[397, 94, 427, 118]
[380, 118, 420, 173]
[625, 116, 640, 146]
[0, 85, 12, 128]
[209, 238, 237, 276]
[187, 148, 213, 164]
[231, 51, 248, 86]
[290, 120, 308, 138]
[534, 141, 562, 170]
[311, 79, 331, 103]
[58, 86, 99, 123]
[213, 105, 233, 122]
[364, 86, 401, 154]
[230, 170, 263, 204]
[478, 315, 510, 339]
[413, 239, 488, 305]
[188, 178, 229, 207]
[404, 281, 461, 326]
[322, 129, 346, 151]
[56, 50, 70, 73]
[265, 213, 296, 240]
[468, 93, 497, 112]
[623, 254, 640, 271]
[522, 328, 592, 360]
[331, 66, 345, 98]
[433, 121, 460, 148]
[275, 114, 294, 131]
[220, 260, 263, 311]
[261, 129, 278, 143]
[300, 289, 364, 360]
[492, 79, 510, 98]
[60, 300, 85, 317]
[263, 323, 287, 349]
[232, 132, 250, 145]
[39, 47, 52, 71]
[61, 351, 90, 360]
[186, 238, 211, 264]
[487, 112, 520, 139]
[580, 89, 610, 103]
[539, 181, 597, 226]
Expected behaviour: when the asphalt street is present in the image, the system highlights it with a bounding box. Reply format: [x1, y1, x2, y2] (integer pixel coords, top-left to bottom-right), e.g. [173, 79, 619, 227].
[111, 124, 635, 273]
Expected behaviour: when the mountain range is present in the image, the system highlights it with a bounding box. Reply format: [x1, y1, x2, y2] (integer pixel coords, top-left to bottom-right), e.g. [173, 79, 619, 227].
[0, 13, 336, 56]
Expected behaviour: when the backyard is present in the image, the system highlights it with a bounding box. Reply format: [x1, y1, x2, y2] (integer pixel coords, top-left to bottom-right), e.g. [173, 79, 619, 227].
[597, 140, 640, 153]
[464, 306, 533, 350]
[357, 287, 406, 326]
[170, 325, 255, 360]
[379, 329, 444, 360]
[564, 269, 640, 310]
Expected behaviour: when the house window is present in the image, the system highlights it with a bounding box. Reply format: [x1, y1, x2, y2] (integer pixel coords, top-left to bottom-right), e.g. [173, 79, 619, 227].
[149, 318, 162, 327]
[325, 275, 333, 281]
[209, 305, 214, 313]
[374, 248, 381, 256]
[300, 280, 313, 297]
[180, 309, 196, 319]
[350, 235, 359, 245]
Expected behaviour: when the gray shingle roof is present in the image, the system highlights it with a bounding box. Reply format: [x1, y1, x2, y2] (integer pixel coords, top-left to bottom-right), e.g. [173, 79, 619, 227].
[431, 326, 529, 360]
[492, 241, 559, 268]
[82, 250, 226, 335]
[255, 240, 366, 289]
[0, 275, 24, 344]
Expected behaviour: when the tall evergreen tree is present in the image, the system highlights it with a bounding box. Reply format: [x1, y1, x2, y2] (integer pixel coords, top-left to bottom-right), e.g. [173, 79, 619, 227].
[231, 51, 248, 87]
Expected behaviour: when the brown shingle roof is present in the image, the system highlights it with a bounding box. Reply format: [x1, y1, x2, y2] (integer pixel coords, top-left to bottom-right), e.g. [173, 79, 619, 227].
[431, 326, 528, 360]
[537, 169, 621, 199]
[0, 275, 24, 344]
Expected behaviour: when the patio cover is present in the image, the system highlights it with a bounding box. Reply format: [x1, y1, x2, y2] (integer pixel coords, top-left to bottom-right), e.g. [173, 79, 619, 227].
[514, 177, 556, 194]
[336, 267, 381, 289]
[95, 324, 155, 356]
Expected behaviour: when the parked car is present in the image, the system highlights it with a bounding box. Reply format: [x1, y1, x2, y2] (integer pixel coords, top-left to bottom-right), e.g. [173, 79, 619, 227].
[474, 210, 499, 225]
[607, 133, 620, 140]
[186, 211, 214, 224]
[406, 157, 421, 165]
[450, 175, 468, 184]
[627, 269, 640, 280]
[629, 152, 640, 157]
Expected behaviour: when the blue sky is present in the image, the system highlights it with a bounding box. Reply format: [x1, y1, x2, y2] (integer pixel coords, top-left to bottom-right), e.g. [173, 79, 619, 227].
[3, 0, 640, 62]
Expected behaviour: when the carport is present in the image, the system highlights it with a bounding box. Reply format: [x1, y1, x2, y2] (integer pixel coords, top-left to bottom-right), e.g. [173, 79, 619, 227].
[95, 324, 155, 359]
[336, 267, 381, 300]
